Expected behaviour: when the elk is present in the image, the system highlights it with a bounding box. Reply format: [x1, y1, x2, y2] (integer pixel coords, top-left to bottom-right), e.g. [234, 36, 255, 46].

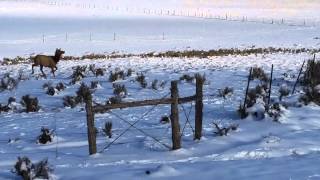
[31, 48, 65, 78]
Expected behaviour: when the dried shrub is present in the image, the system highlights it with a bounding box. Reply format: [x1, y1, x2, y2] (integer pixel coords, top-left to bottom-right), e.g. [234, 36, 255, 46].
[251, 67, 269, 82]
[113, 84, 127, 97]
[13, 156, 32, 180]
[136, 73, 147, 88]
[267, 103, 282, 121]
[179, 74, 194, 83]
[212, 122, 238, 136]
[21, 95, 40, 113]
[159, 81, 167, 89]
[63, 83, 92, 108]
[279, 84, 290, 101]
[127, 68, 133, 77]
[89, 64, 96, 75]
[42, 82, 52, 90]
[89, 64, 104, 77]
[76, 83, 92, 103]
[0, 103, 10, 113]
[90, 81, 99, 89]
[160, 116, 170, 124]
[95, 68, 105, 77]
[0, 73, 19, 92]
[107, 96, 122, 104]
[46, 87, 55, 96]
[55, 82, 65, 91]
[109, 70, 125, 82]
[218, 87, 234, 99]
[300, 59, 320, 105]
[37, 127, 53, 144]
[13, 157, 53, 180]
[102, 121, 112, 138]
[151, 79, 158, 90]
[70, 66, 87, 84]
[63, 96, 80, 108]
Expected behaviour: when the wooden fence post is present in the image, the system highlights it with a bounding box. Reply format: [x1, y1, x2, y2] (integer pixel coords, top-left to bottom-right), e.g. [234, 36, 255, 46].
[194, 75, 204, 140]
[85, 93, 97, 155]
[170, 81, 181, 150]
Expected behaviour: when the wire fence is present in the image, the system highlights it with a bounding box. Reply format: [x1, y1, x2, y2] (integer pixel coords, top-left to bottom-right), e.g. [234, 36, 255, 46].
[9, 0, 320, 28]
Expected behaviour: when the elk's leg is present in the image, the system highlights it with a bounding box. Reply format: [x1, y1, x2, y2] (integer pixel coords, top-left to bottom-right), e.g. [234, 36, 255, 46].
[51, 67, 56, 77]
[31, 64, 36, 74]
[40, 65, 46, 78]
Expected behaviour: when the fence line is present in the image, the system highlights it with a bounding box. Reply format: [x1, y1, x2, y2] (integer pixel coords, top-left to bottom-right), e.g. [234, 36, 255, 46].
[10, 0, 320, 27]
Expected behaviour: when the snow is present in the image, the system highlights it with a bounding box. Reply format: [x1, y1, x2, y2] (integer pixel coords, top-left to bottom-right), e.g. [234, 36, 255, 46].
[1, 51, 320, 179]
[1, 1, 320, 179]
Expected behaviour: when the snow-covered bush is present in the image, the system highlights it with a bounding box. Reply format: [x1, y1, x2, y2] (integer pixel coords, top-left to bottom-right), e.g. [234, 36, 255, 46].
[113, 83, 127, 97]
[0, 97, 19, 113]
[70, 65, 87, 84]
[109, 70, 125, 82]
[55, 82, 65, 91]
[300, 60, 320, 105]
[20, 95, 40, 113]
[107, 96, 122, 104]
[160, 116, 170, 124]
[95, 68, 105, 77]
[279, 84, 290, 101]
[89, 64, 105, 77]
[102, 121, 112, 138]
[37, 127, 54, 144]
[251, 67, 269, 82]
[0, 73, 19, 92]
[90, 81, 99, 89]
[63, 95, 80, 108]
[212, 122, 238, 136]
[218, 87, 234, 99]
[13, 156, 53, 180]
[179, 74, 194, 83]
[136, 73, 147, 88]
[151, 79, 159, 90]
[13, 156, 32, 180]
[126, 68, 133, 77]
[76, 83, 92, 103]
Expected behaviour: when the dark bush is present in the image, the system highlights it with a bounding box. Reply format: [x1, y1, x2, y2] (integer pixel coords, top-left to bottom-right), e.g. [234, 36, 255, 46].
[251, 67, 269, 82]
[127, 68, 133, 77]
[63, 96, 80, 108]
[46, 87, 55, 96]
[136, 73, 147, 88]
[212, 122, 238, 136]
[160, 116, 170, 124]
[218, 87, 234, 99]
[76, 83, 92, 103]
[151, 79, 159, 90]
[37, 127, 53, 144]
[55, 82, 65, 91]
[13, 156, 32, 180]
[107, 96, 122, 104]
[95, 68, 105, 77]
[179, 74, 194, 83]
[70, 66, 87, 84]
[21, 95, 40, 113]
[109, 70, 125, 82]
[91, 81, 99, 89]
[300, 59, 320, 105]
[13, 157, 53, 180]
[102, 121, 112, 138]
[113, 84, 127, 97]
[0, 73, 19, 92]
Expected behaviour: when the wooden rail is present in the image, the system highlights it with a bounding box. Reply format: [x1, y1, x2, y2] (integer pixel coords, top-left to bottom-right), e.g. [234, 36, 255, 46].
[94, 96, 196, 113]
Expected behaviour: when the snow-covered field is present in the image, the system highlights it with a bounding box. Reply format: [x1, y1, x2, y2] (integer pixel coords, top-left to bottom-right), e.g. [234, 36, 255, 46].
[1, 52, 320, 179]
[1, 0, 320, 179]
